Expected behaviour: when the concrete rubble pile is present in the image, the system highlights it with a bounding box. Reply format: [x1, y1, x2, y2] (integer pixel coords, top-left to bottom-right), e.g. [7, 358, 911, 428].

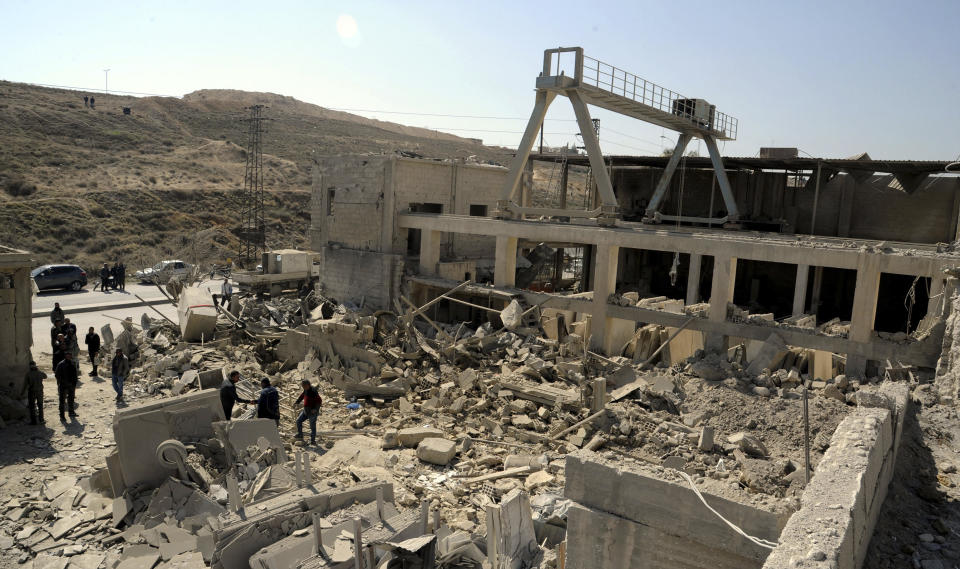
[3, 279, 911, 569]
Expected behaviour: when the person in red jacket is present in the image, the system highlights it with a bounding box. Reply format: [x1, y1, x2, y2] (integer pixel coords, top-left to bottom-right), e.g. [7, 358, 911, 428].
[295, 380, 322, 445]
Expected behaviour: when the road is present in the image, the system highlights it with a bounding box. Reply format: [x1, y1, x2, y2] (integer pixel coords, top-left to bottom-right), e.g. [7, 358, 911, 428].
[33, 282, 169, 315]
[32, 303, 179, 365]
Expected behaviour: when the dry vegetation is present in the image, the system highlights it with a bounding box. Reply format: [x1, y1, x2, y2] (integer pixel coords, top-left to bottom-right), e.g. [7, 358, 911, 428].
[0, 81, 512, 271]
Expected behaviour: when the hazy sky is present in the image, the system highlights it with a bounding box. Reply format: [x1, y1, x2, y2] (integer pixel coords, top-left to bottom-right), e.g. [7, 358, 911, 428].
[4, 0, 958, 160]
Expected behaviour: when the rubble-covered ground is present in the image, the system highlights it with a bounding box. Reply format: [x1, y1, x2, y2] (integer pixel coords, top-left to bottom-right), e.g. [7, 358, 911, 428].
[1, 283, 959, 568]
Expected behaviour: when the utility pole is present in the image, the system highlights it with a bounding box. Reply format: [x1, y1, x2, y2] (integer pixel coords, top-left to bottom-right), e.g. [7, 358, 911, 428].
[237, 105, 268, 268]
[103, 69, 110, 94]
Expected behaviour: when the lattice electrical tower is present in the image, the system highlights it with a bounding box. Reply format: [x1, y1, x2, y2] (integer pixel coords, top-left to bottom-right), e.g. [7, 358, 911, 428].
[237, 105, 267, 267]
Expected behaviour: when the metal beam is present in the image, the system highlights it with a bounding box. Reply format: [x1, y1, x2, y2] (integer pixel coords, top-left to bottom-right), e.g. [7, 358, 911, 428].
[567, 90, 619, 214]
[497, 90, 557, 211]
[702, 134, 740, 221]
[643, 134, 691, 220]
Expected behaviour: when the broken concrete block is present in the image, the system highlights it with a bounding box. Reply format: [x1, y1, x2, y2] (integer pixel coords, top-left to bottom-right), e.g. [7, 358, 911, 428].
[213, 418, 287, 464]
[822, 383, 845, 402]
[504, 455, 547, 471]
[177, 286, 218, 342]
[727, 432, 768, 458]
[746, 332, 788, 376]
[382, 429, 399, 449]
[397, 426, 443, 447]
[524, 470, 554, 491]
[698, 426, 715, 452]
[416, 438, 457, 466]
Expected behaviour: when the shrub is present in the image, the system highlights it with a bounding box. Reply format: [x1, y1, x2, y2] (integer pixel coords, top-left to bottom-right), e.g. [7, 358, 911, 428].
[4, 178, 37, 197]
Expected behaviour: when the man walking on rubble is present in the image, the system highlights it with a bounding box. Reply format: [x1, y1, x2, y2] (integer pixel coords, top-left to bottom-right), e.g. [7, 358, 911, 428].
[55, 351, 79, 421]
[295, 380, 322, 445]
[22, 361, 46, 425]
[255, 378, 280, 426]
[85, 326, 101, 377]
[111, 348, 129, 402]
[219, 278, 233, 308]
[220, 371, 253, 419]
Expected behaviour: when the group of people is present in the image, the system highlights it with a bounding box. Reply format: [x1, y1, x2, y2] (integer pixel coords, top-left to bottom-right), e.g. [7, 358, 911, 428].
[98, 262, 126, 292]
[219, 372, 323, 444]
[83, 95, 95, 109]
[23, 304, 134, 425]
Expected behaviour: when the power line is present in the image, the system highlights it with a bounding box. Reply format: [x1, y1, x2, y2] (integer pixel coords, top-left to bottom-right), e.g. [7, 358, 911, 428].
[328, 107, 578, 122]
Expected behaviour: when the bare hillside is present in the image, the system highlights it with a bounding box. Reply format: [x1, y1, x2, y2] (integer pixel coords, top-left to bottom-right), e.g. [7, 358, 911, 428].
[0, 80, 513, 270]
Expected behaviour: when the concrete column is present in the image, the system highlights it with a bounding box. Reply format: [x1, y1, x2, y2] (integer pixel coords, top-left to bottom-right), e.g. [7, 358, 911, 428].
[494, 236, 518, 287]
[706, 256, 736, 352]
[847, 253, 882, 377]
[928, 277, 946, 319]
[590, 245, 620, 353]
[418, 230, 442, 276]
[686, 253, 702, 305]
[792, 264, 810, 317]
[810, 266, 824, 318]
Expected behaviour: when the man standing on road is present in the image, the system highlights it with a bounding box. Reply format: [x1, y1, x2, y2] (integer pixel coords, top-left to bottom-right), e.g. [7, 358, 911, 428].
[85, 327, 101, 377]
[118, 261, 126, 291]
[22, 361, 46, 425]
[220, 371, 253, 420]
[111, 348, 129, 402]
[295, 380, 322, 445]
[100, 263, 110, 293]
[220, 278, 233, 308]
[255, 378, 280, 426]
[50, 302, 64, 324]
[55, 352, 79, 421]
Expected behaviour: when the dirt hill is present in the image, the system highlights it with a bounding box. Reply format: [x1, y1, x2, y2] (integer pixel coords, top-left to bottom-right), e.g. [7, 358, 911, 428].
[0, 81, 513, 271]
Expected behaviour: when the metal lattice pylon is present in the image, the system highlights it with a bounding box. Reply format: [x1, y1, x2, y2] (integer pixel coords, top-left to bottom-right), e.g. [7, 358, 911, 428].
[237, 104, 266, 267]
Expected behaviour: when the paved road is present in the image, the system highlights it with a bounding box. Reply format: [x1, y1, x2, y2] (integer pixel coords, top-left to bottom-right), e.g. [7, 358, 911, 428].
[31, 304, 179, 365]
[33, 282, 168, 314]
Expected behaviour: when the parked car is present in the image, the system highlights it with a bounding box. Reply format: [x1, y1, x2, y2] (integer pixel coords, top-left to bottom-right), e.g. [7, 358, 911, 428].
[135, 260, 193, 284]
[31, 264, 88, 292]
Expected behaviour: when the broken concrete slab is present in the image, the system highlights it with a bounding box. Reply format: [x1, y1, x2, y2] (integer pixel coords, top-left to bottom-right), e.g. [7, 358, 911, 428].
[746, 333, 788, 376]
[116, 544, 161, 569]
[212, 418, 287, 464]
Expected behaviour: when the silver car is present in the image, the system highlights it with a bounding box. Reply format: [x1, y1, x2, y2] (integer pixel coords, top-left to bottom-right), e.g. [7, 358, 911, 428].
[134, 260, 193, 283]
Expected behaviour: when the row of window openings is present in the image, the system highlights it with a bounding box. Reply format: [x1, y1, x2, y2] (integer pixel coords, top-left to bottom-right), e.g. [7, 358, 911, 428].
[325, 192, 487, 217]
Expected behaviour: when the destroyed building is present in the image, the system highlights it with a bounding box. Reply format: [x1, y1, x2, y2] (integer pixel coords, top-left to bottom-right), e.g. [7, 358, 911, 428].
[3, 46, 960, 569]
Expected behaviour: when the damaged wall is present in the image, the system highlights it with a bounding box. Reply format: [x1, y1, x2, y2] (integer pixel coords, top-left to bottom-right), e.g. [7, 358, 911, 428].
[310, 155, 507, 308]
[612, 167, 960, 243]
[0, 246, 34, 397]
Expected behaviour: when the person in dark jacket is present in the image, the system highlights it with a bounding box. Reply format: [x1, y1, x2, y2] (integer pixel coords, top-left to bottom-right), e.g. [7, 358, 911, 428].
[100, 263, 110, 293]
[111, 349, 129, 401]
[255, 378, 280, 426]
[118, 262, 126, 291]
[85, 327, 101, 377]
[55, 352, 79, 421]
[295, 380, 322, 445]
[50, 320, 64, 349]
[62, 318, 77, 337]
[52, 333, 66, 370]
[50, 302, 64, 324]
[21, 361, 46, 425]
[219, 371, 253, 420]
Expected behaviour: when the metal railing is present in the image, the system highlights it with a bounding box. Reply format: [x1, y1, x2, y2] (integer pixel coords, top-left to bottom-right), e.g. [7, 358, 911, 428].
[543, 48, 738, 140]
